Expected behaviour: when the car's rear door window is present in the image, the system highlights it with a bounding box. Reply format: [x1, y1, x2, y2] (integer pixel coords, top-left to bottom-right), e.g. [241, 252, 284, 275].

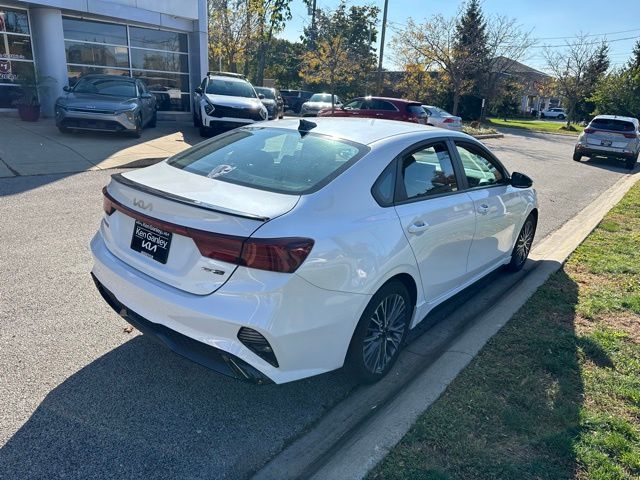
[398, 142, 458, 201]
[455, 143, 506, 188]
[168, 127, 369, 194]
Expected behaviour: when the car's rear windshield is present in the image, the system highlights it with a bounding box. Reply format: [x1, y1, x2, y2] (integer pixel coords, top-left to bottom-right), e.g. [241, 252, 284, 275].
[255, 87, 275, 99]
[206, 79, 256, 98]
[73, 78, 136, 97]
[167, 127, 369, 194]
[590, 118, 635, 132]
[407, 104, 427, 116]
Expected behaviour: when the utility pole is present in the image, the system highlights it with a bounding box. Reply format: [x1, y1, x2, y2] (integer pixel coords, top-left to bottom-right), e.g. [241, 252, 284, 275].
[310, 0, 317, 49]
[376, 0, 389, 95]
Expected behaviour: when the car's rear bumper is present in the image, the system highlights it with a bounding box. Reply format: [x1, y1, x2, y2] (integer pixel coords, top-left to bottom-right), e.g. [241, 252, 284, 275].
[90, 232, 369, 384]
[575, 144, 636, 159]
[55, 109, 137, 132]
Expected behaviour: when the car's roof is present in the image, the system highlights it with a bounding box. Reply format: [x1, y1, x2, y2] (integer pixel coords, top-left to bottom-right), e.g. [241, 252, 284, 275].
[208, 74, 249, 84]
[258, 117, 467, 146]
[353, 96, 421, 105]
[592, 114, 638, 124]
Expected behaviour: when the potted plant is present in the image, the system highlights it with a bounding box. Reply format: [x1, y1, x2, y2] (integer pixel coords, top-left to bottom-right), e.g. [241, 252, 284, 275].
[13, 68, 41, 122]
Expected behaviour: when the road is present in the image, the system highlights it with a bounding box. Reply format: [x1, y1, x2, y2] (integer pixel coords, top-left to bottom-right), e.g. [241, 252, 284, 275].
[0, 130, 633, 479]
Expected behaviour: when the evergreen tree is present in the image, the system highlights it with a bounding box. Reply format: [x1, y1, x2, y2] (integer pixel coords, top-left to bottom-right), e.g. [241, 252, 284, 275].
[454, 0, 489, 118]
[630, 39, 640, 70]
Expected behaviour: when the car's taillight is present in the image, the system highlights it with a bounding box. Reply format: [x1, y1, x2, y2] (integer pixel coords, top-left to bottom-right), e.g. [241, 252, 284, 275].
[103, 193, 115, 215]
[584, 128, 595, 134]
[102, 187, 314, 273]
[241, 237, 314, 273]
[443, 117, 454, 123]
[623, 132, 638, 139]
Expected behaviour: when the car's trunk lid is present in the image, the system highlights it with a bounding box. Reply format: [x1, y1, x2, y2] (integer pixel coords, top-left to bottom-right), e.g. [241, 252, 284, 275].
[101, 161, 300, 295]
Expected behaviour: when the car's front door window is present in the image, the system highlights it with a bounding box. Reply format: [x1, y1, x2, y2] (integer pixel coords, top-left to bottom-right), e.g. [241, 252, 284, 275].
[455, 143, 505, 189]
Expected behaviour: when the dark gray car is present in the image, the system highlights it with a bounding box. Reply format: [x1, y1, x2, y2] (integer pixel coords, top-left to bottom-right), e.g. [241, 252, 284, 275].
[55, 75, 157, 138]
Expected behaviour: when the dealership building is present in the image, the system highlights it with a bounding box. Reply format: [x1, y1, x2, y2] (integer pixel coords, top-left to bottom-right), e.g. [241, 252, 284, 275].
[0, 0, 208, 116]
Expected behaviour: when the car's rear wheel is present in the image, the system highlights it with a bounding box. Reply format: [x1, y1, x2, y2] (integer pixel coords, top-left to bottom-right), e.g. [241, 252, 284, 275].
[347, 280, 412, 383]
[506, 214, 536, 272]
[557, 114, 565, 120]
[625, 154, 638, 170]
[573, 150, 582, 162]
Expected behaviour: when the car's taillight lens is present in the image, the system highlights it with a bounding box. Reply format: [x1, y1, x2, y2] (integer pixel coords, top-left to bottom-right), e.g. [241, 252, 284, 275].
[103, 193, 115, 215]
[584, 128, 595, 134]
[623, 132, 638, 139]
[241, 237, 314, 273]
[443, 118, 454, 123]
[102, 187, 314, 273]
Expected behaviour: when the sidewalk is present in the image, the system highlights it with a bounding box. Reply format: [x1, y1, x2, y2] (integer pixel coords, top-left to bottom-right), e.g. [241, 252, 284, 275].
[0, 116, 200, 177]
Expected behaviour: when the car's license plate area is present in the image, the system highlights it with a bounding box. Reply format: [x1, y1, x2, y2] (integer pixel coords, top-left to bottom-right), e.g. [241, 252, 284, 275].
[130, 220, 172, 264]
[601, 140, 612, 147]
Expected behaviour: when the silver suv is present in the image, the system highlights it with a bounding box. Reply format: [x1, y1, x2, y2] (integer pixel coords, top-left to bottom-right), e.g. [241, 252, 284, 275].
[574, 115, 639, 170]
[193, 72, 267, 137]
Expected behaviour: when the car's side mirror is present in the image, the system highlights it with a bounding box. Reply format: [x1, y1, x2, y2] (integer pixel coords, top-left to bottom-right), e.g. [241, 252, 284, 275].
[258, 93, 265, 99]
[195, 87, 203, 94]
[63, 85, 71, 92]
[140, 92, 154, 99]
[510, 172, 533, 188]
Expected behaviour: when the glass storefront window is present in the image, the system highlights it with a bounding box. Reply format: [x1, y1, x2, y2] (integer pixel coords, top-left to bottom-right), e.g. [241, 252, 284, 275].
[129, 27, 187, 53]
[65, 41, 129, 68]
[0, 7, 30, 35]
[130, 49, 188, 73]
[62, 17, 191, 112]
[67, 65, 130, 85]
[62, 17, 127, 45]
[0, 34, 33, 60]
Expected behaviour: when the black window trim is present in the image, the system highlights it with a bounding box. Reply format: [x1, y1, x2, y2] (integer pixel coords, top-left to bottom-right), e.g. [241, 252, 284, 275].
[449, 139, 511, 192]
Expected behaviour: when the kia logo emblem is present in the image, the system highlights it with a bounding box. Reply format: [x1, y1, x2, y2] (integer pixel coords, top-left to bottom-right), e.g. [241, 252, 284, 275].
[133, 198, 152, 210]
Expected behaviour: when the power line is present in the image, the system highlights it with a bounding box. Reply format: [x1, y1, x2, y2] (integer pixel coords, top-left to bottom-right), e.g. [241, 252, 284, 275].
[534, 28, 640, 40]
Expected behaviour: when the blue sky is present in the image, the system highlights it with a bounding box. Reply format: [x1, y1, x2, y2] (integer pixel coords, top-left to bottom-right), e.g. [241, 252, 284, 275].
[279, 0, 640, 72]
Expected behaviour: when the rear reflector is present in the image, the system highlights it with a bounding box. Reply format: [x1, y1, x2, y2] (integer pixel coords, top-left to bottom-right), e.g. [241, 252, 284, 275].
[102, 187, 314, 273]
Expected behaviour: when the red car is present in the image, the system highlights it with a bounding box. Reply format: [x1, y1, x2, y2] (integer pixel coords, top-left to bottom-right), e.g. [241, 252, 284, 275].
[318, 96, 428, 124]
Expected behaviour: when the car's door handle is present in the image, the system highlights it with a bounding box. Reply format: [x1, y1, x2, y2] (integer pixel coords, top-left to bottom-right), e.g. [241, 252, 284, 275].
[477, 203, 489, 215]
[407, 221, 430, 234]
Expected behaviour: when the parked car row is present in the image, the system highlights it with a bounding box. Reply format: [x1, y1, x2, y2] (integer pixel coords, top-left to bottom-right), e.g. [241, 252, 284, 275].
[54, 71, 466, 140]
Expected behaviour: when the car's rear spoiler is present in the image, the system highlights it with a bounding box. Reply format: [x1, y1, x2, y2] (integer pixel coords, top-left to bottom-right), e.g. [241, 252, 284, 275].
[110, 173, 270, 222]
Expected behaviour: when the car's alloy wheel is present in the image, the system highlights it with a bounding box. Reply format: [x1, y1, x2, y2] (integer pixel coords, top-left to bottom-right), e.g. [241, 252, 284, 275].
[506, 215, 536, 272]
[130, 114, 142, 138]
[347, 281, 412, 383]
[558, 114, 565, 120]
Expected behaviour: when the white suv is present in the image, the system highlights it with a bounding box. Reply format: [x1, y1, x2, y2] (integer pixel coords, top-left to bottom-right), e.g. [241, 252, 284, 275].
[540, 107, 566, 119]
[574, 115, 639, 170]
[193, 72, 268, 137]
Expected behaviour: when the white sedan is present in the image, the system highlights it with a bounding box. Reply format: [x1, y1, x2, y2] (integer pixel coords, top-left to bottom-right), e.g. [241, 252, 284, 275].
[91, 118, 538, 384]
[422, 105, 462, 130]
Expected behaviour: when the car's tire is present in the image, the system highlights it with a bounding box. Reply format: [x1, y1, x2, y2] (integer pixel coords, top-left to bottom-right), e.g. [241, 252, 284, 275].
[557, 114, 565, 120]
[625, 154, 638, 170]
[58, 126, 70, 134]
[506, 214, 537, 272]
[346, 280, 412, 384]
[130, 114, 142, 138]
[148, 109, 157, 128]
[573, 151, 582, 162]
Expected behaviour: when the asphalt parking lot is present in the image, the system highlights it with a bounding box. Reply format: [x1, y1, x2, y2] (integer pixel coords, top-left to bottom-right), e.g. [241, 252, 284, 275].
[0, 129, 634, 479]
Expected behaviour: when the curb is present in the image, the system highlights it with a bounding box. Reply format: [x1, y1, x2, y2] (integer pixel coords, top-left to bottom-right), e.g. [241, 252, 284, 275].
[251, 170, 639, 480]
[494, 126, 579, 137]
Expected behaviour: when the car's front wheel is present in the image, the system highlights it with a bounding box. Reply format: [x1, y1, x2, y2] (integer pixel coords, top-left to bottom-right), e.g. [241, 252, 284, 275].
[557, 114, 565, 120]
[573, 150, 582, 162]
[506, 214, 536, 272]
[130, 114, 142, 138]
[347, 280, 412, 383]
[148, 109, 157, 128]
[625, 154, 638, 170]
